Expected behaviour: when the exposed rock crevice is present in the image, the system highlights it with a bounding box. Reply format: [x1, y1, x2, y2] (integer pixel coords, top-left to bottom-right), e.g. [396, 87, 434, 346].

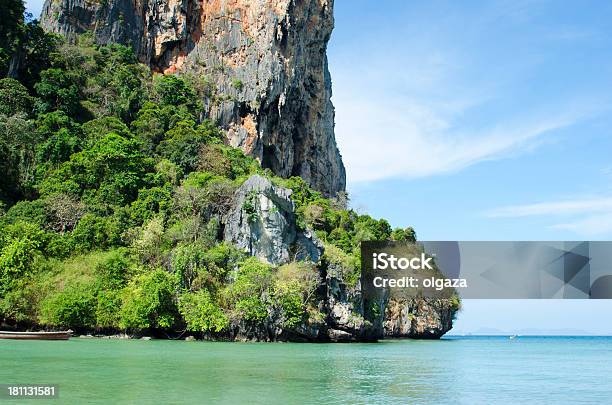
[41, 0, 346, 196]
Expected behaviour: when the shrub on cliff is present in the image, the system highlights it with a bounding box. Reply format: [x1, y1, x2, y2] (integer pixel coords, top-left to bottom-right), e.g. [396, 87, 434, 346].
[226, 257, 273, 322]
[0, 78, 33, 116]
[322, 243, 360, 287]
[273, 262, 319, 328]
[39, 284, 97, 328]
[119, 269, 179, 330]
[179, 290, 228, 333]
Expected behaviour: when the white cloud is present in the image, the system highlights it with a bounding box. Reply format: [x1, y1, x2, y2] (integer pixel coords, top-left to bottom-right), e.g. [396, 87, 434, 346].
[486, 196, 612, 236]
[334, 88, 584, 184]
[486, 197, 612, 218]
[552, 214, 612, 235]
[329, 0, 605, 186]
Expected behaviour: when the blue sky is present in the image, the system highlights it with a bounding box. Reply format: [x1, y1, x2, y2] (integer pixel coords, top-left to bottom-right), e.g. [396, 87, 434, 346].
[330, 0, 612, 241]
[26, 0, 43, 17]
[27, 0, 612, 334]
[328, 0, 612, 334]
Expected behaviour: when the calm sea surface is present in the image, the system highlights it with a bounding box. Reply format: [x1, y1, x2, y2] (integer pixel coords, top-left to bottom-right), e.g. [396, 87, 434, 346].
[1, 336, 611, 404]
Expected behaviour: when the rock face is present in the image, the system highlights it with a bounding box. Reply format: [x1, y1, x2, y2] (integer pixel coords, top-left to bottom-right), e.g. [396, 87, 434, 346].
[223, 175, 457, 341]
[40, 0, 346, 196]
[384, 298, 455, 339]
[223, 174, 322, 265]
[323, 276, 369, 341]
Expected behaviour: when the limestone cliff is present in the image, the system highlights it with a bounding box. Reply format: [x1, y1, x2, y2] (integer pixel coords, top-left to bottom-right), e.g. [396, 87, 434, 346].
[222, 175, 457, 341]
[40, 0, 346, 196]
[223, 175, 322, 265]
[39, 2, 456, 341]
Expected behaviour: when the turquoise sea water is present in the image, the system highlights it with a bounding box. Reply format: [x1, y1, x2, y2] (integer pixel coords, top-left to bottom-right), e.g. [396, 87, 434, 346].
[1, 336, 611, 404]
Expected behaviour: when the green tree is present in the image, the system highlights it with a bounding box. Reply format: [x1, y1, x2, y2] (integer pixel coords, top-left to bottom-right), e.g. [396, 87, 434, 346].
[72, 214, 123, 252]
[179, 290, 228, 333]
[119, 269, 179, 330]
[130, 102, 195, 155]
[94, 249, 131, 290]
[391, 227, 417, 243]
[34, 111, 83, 170]
[0, 221, 45, 295]
[0, 0, 25, 75]
[154, 75, 197, 108]
[95, 290, 122, 328]
[227, 257, 273, 322]
[0, 278, 38, 323]
[39, 284, 97, 328]
[131, 216, 166, 266]
[39, 133, 154, 206]
[82, 44, 149, 120]
[0, 78, 33, 116]
[273, 262, 319, 328]
[157, 119, 219, 173]
[94, 250, 132, 328]
[3, 199, 46, 227]
[0, 113, 41, 201]
[354, 215, 392, 242]
[129, 185, 173, 225]
[82, 117, 131, 143]
[9, 19, 56, 89]
[34, 68, 80, 115]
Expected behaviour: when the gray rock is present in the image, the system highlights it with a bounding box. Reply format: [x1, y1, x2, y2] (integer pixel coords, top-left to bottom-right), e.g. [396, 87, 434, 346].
[40, 0, 346, 196]
[327, 328, 353, 342]
[383, 298, 455, 339]
[325, 274, 366, 337]
[223, 175, 322, 265]
[295, 229, 324, 263]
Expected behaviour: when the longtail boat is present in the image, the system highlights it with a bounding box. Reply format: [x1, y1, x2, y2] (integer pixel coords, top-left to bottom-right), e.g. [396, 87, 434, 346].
[0, 331, 72, 340]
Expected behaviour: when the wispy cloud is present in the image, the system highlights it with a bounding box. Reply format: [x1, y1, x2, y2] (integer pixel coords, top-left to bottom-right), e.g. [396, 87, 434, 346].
[552, 214, 612, 235]
[330, 0, 605, 186]
[334, 92, 584, 183]
[486, 196, 612, 236]
[486, 197, 612, 218]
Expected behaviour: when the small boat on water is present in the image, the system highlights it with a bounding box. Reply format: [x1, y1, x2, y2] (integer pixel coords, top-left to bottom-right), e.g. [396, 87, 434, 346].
[0, 330, 72, 340]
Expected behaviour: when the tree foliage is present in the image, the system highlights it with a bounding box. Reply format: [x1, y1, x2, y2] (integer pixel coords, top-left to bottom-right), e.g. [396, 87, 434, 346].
[119, 269, 179, 330]
[0, 29, 424, 335]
